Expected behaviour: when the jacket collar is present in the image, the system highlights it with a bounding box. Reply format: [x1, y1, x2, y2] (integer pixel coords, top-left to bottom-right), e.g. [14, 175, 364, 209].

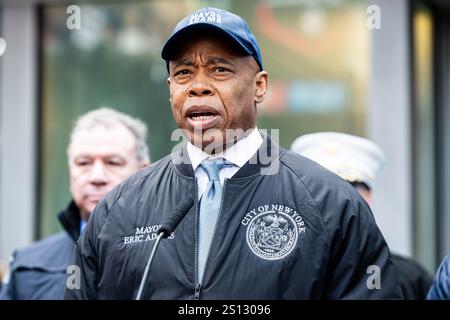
[173, 131, 283, 179]
[186, 127, 263, 171]
[57, 200, 81, 242]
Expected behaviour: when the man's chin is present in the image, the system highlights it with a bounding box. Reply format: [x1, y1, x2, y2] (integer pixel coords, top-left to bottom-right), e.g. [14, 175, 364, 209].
[188, 129, 227, 154]
[79, 206, 94, 221]
[84, 201, 99, 215]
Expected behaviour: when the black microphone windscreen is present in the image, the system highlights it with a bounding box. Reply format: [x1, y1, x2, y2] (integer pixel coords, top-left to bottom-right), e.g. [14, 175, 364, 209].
[158, 197, 194, 238]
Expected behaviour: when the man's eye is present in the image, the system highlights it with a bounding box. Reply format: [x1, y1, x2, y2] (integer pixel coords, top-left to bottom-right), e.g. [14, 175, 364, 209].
[174, 69, 191, 76]
[76, 160, 90, 166]
[213, 66, 230, 73]
[107, 159, 124, 166]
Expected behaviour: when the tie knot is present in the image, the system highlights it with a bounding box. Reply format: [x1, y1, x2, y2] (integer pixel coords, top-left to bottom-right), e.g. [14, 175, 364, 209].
[200, 158, 232, 181]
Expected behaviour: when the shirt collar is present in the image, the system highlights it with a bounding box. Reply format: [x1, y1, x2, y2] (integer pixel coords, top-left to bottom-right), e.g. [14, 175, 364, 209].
[80, 219, 87, 233]
[187, 127, 263, 171]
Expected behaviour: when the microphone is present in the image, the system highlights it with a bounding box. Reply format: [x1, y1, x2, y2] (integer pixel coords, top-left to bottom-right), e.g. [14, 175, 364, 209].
[135, 197, 194, 300]
[158, 197, 194, 238]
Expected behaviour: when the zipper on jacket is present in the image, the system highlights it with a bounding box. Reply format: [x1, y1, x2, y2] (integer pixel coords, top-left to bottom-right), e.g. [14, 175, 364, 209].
[194, 283, 201, 300]
[194, 179, 201, 299]
[194, 178, 228, 300]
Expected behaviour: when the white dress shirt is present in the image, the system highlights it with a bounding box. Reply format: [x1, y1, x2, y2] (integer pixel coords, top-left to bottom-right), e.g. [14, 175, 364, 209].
[187, 127, 263, 199]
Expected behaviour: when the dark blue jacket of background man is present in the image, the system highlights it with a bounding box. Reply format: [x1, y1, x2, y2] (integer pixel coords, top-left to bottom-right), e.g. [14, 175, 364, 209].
[0, 201, 81, 300]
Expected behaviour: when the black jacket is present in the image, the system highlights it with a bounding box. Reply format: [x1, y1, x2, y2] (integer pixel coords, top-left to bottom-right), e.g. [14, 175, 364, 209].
[392, 253, 432, 299]
[64, 136, 401, 299]
[0, 201, 81, 300]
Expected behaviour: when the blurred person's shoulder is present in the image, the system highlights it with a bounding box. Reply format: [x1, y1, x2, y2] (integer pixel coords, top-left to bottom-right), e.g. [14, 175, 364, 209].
[392, 253, 432, 278]
[9, 232, 73, 272]
[426, 252, 450, 299]
[435, 252, 450, 280]
[392, 253, 433, 299]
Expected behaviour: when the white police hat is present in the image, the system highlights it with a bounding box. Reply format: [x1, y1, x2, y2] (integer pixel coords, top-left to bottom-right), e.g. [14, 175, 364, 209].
[290, 132, 385, 189]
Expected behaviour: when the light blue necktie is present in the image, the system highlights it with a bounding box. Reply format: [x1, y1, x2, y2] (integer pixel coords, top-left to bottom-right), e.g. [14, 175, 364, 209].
[198, 158, 233, 284]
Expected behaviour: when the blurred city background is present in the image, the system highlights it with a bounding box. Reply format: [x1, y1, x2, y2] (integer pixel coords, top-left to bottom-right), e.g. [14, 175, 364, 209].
[0, 0, 449, 274]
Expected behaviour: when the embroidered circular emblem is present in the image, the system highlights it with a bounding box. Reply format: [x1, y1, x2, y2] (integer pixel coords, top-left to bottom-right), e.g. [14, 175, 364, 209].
[246, 211, 298, 260]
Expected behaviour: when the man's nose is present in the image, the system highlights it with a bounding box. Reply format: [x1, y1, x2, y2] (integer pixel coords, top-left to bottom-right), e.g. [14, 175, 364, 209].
[189, 71, 213, 97]
[88, 160, 108, 185]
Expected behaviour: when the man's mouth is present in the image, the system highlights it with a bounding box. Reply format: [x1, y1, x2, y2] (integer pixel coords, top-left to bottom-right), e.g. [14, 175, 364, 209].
[186, 106, 220, 129]
[189, 112, 216, 121]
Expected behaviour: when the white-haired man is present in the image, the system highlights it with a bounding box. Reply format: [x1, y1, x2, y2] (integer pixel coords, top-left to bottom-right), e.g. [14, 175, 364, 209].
[0, 108, 150, 300]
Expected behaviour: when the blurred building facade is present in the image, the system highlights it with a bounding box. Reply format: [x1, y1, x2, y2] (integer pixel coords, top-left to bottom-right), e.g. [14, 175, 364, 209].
[0, 0, 449, 274]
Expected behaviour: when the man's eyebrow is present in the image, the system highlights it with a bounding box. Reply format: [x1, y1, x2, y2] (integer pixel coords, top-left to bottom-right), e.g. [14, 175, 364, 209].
[172, 56, 235, 69]
[73, 153, 126, 160]
[74, 154, 91, 160]
[172, 58, 195, 69]
[207, 56, 234, 66]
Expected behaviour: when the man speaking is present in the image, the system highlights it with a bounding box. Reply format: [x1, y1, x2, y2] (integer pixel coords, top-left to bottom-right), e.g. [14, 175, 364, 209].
[65, 7, 400, 299]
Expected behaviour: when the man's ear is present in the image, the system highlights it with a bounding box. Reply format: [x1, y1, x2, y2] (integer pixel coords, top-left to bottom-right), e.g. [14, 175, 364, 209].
[167, 76, 173, 103]
[167, 61, 172, 86]
[254, 71, 268, 104]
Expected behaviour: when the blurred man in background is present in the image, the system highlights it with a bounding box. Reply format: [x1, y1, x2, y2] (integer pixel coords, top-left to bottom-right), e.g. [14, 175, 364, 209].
[291, 131, 433, 300]
[0, 107, 150, 300]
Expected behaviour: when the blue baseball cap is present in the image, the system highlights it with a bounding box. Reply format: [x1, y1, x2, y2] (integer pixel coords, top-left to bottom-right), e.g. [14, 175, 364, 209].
[161, 7, 263, 71]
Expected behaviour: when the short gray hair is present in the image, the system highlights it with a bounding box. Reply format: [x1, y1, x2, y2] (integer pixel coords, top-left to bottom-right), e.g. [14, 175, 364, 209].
[68, 107, 150, 162]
